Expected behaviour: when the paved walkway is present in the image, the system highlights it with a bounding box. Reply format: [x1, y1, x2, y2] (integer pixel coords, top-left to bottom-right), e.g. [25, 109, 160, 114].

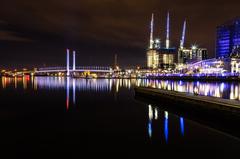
[135, 87, 240, 112]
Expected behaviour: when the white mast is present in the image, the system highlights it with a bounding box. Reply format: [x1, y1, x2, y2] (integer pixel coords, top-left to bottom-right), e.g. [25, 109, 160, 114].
[149, 13, 154, 49]
[166, 12, 170, 49]
[180, 20, 187, 49]
[73, 50, 76, 71]
[66, 49, 70, 76]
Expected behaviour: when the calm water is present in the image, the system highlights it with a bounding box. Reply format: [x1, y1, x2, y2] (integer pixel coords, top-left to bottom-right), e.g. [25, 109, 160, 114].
[1, 77, 240, 157]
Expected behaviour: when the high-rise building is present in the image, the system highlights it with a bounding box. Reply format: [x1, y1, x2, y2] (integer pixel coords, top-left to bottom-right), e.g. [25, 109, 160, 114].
[146, 13, 159, 69]
[195, 48, 208, 61]
[147, 50, 159, 69]
[216, 18, 240, 58]
[178, 46, 208, 64]
[158, 48, 176, 69]
[146, 12, 176, 69]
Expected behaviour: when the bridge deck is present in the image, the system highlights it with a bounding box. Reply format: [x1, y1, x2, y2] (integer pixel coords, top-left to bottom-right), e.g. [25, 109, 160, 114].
[35, 66, 113, 73]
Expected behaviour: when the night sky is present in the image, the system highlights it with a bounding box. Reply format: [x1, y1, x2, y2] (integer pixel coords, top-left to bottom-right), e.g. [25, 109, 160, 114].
[0, 0, 239, 69]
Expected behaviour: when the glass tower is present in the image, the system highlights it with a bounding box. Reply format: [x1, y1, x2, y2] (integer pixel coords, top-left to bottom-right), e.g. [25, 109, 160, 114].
[216, 18, 240, 58]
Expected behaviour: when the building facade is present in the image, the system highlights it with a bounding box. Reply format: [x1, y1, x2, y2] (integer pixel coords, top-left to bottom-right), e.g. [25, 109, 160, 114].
[216, 18, 240, 58]
[178, 47, 208, 64]
[146, 47, 176, 69]
[147, 49, 159, 69]
[158, 48, 176, 69]
[186, 57, 240, 74]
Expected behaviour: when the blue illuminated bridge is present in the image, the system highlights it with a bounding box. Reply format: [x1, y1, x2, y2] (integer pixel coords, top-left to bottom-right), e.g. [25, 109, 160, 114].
[35, 66, 113, 74]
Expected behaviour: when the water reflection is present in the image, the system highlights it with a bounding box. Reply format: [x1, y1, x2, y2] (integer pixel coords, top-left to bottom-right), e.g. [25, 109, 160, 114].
[2, 77, 6, 89]
[66, 77, 76, 110]
[148, 105, 163, 140]
[66, 77, 70, 110]
[148, 105, 185, 143]
[73, 79, 76, 105]
[22, 76, 29, 90]
[164, 111, 169, 143]
[1, 76, 240, 150]
[148, 120, 152, 138]
[138, 79, 240, 101]
[180, 117, 184, 136]
[148, 105, 154, 138]
[154, 108, 158, 120]
[1, 77, 240, 101]
[14, 77, 17, 89]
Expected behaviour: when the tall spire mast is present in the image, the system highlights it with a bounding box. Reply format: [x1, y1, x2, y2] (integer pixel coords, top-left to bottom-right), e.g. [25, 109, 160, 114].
[180, 19, 187, 49]
[149, 13, 154, 49]
[73, 50, 76, 71]
[166, 12, 170, 49]
[66, 48, 70, 76]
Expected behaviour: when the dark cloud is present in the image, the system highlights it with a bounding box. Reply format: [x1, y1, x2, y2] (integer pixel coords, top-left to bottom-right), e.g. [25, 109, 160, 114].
[0, 31, 33, 42]
[0, 0, 239, 68]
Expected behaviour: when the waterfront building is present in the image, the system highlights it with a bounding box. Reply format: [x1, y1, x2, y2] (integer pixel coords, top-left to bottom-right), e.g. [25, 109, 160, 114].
[158, 48, 176, 69]
[230, 45, 240, 58]
[146, 13, 159, 69]
[216, 18, 240, 58]
[178, 46, 208, 64]
[186, 57, 240, 74]
[147, 49, 159, 69]
[146, 12, 176, 70]
[231, 57, 240, 73]
[146, 46, 176, 70]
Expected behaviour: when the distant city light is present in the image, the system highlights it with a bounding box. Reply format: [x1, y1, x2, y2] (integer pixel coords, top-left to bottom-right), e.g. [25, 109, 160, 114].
[191, 45, 197, 50]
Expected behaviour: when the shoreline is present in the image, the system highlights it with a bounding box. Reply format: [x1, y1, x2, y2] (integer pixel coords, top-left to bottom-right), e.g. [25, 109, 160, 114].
[134, 87, 240, 113]
[134, 87, 240, 138]
[1, 75, 240, 81]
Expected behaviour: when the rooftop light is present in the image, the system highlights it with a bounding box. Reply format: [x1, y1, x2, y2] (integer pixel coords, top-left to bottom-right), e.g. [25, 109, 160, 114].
[191, 45, 198, 50]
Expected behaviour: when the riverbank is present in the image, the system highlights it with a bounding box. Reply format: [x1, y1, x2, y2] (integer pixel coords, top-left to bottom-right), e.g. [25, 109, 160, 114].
[135, 87, 240, 138]
[146, 75, 240, 81]
[135, 87, 240, 114]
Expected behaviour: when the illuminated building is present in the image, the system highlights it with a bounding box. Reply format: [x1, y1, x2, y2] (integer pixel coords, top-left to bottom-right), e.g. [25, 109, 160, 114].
[230, 45, 240, 58]
[147, 48, 176, 69]
[158, 11, 176, 69]
[146, 38, 162, 68]
[154, 38, 161, 49]
[186, 58, 228, 74]
[178, 46, 208, 64]
[216, 18, 240, 58]
[178, 19, 208, 64]
[194, 48, 208, 61]
[146, 13, 159, 69]
[146, 12, 176, 70]
[186, 57, 240, 74]
[147, 49, 159, 69]
[158, 48, 176, 69]
[231, 58, 240, 73]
